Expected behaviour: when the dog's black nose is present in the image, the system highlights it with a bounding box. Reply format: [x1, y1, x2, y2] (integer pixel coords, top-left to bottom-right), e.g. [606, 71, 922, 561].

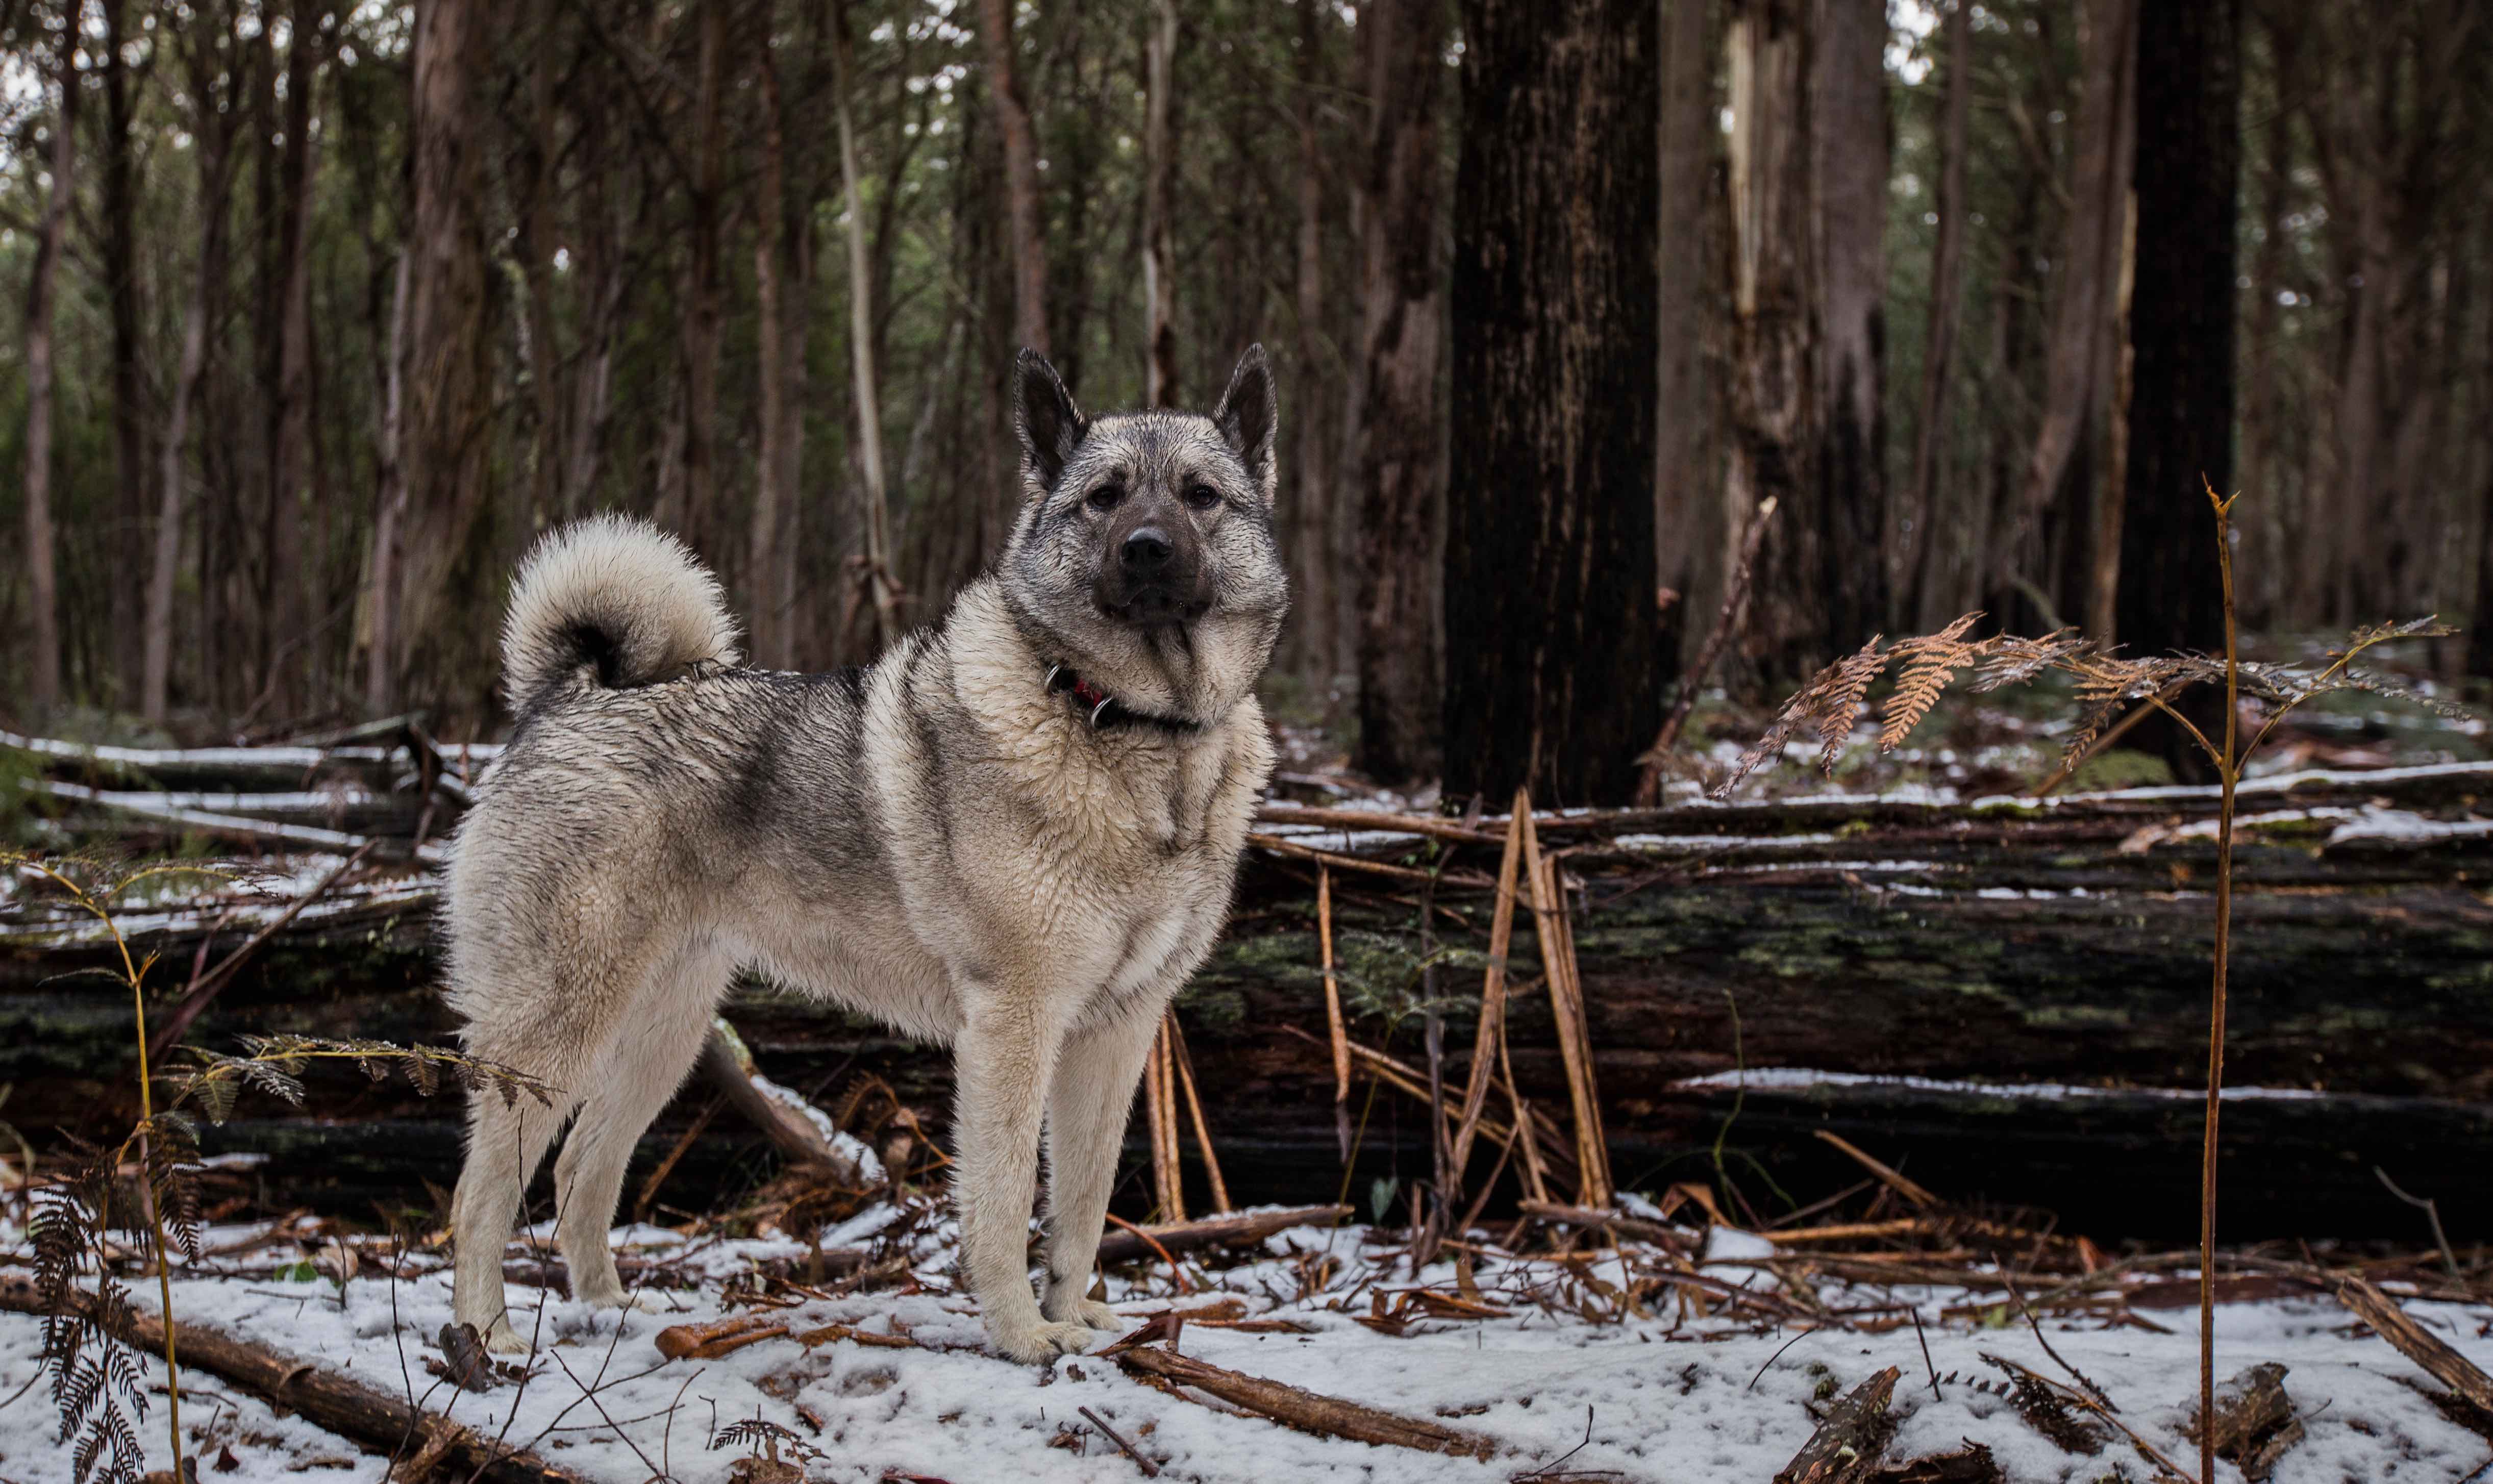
[1122, 526, 1174, 572]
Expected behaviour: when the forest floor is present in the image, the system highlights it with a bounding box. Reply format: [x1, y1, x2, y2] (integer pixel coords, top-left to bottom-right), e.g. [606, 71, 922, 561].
[0, 1201, 2487, 1483]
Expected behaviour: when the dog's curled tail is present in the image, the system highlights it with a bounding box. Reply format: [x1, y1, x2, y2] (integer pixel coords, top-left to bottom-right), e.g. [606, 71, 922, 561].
[502, 514, 740, 709]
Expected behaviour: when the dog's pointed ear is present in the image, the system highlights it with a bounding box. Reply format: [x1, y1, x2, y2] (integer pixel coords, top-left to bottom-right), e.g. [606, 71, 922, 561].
[1013, 349, 1087, 490]
[1212, 344, 1278, 490]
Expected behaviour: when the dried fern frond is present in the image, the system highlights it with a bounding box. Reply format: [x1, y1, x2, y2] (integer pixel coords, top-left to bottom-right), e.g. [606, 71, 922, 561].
[171, 1035, 558, 1123]
[1968, 628, 2092, 693]
[1718, 653, 1864, 795]
[1816, 636, 1890, 773]
[1879, 613, 1984, 750]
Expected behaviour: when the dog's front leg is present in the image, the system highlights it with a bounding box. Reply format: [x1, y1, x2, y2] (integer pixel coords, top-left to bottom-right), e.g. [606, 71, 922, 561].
[951, 990, 1092, 1363]
[1040, 1007, 1161, 1330]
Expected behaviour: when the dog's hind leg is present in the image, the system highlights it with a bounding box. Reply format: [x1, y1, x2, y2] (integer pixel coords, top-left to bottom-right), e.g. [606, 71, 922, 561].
[550, 943, 730, 1312]
[450, 1085, 579, 1354]
[1039, 1005, 1161, 1331]
[951, 988, 1094, 1364]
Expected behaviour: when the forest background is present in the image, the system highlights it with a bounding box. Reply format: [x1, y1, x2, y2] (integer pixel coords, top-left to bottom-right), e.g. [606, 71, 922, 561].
[4, 0, 2488, 805]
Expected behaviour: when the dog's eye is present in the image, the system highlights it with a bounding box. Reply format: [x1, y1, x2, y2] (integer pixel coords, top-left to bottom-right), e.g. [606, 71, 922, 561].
[1185, 485, 1221, 511]
[1086, 484, 1124, 512]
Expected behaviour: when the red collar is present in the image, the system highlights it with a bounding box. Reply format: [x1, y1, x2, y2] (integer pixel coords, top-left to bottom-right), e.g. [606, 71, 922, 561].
[1043, 662, 1198, 733]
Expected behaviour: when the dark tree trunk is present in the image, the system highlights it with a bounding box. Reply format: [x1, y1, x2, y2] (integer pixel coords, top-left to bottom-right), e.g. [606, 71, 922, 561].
[21, 7, 78, 716]
[101, 0, 148, 708]
[1286, 0, 1337, 685]
[1655, 0, 1715, 642]
[1905, 0, 1973, 631]
[1812, 0, 1889, 635]
[1348, 0, 1450, 788]
[2117, 0, 2239, 778]
[1443, 0, 1664, 806]
[393, 0, 500, 724]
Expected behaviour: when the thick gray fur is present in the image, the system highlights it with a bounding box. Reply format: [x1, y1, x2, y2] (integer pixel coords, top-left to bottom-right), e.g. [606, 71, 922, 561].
[444, 347, 1286, 1364]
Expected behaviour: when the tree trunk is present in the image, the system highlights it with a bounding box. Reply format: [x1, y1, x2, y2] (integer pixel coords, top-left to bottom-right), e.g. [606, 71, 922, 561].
[2001, 0, 2136, 611]
[265, 6, 325, 715]
[1656, 0, 1715, 637]
[671, 1, 729, 562]
[519, 0, 565, 532]
[977, 0, 1048, 358]
[393, 0, 498, 724]
[1443, 0, 1663, 806]
[2116, 0, 2238, 778]
[1288, 0, 1336, 685]
[1143, 0, 1180, 406]
[1723, 0, 1817, 686]
[752, 41, 801, 672]
[1348, 0, 1450, 789]
[834, 0, 901, 650]
[364, 254, 412, 717]
[101, 0, 148, 708]
[1905, 0, 1972, 631]
[20, 10, 76, 716]
[1812, 0, 1888, 638]
[145, 26, 244, 723]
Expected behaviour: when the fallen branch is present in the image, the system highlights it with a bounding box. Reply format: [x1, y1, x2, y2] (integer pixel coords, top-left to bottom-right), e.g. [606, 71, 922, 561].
[1092, 1204, 1352, 1265]
[2336, 1276, 2493, 1418]
[1112, 1343, 1496, 1458]
[699, 1017, 877, 1188]
[147, 842, 376, 1061]
[1635, 493, 1778, 806]
[1515, 1200, 1695, 1254]
[30, 778, 438, 863]
[0, 1275, 592, 1484]
[654, 1313, 790, 1361]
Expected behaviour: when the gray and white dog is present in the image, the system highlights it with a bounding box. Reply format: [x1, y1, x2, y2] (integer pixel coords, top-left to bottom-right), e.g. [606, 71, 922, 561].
[444, 347, 1284, 1364]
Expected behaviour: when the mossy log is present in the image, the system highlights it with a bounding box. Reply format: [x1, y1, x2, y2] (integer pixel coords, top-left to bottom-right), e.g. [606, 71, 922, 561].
[6, 769, 2492, 1237]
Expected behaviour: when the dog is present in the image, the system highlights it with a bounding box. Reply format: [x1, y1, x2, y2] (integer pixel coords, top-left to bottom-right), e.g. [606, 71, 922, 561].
[443, 346, 1285, 1364]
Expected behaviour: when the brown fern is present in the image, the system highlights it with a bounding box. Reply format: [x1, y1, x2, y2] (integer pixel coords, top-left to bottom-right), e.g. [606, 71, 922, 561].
[1878, 612, 1984, 750]
[1815, 636, 1890, 773]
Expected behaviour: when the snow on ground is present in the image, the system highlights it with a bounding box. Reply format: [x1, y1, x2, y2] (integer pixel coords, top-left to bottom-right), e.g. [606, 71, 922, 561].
[3, 1207, 2488, 1483]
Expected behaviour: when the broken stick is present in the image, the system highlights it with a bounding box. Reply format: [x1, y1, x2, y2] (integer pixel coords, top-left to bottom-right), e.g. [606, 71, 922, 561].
[1113, 1344, 1495, 1458]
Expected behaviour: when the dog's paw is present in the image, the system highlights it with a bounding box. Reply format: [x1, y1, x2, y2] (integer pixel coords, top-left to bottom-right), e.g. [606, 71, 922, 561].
[989, 1318, 1100, 1365]
[1049, 1298, 1122, 1332]
[480, 1319, 532, 1356]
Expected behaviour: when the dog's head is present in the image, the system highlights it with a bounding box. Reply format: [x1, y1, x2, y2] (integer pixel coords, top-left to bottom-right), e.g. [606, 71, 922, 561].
[1001, 346, 1289, 726]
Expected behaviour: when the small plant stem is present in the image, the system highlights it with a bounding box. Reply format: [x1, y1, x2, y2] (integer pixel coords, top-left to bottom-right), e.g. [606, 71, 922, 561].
[2200, 481, 2241, 1484]
[105, 892, 184, 1478]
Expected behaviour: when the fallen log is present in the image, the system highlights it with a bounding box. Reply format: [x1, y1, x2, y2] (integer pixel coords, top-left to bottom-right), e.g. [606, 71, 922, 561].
[1515, 1200, 1694, 1253]
[0, 1275, 590, 1484]
[1092, 1204, 1351, 1265]
[1111, 1342, 1497, 1458]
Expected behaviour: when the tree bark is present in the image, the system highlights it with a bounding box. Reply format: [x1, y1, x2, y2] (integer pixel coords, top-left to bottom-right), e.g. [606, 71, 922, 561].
[265, 4, 327, 716]
[1287, 0, 1336, 685]
[1348, 0, 1450, 788]
[518, 0, 565, 532]
[834, 0, 901, 650]
[1656, 0, 1715, 634]
[1443, 0, 1663, 806]
[19, 8, 77, 716]
[977, 0, 1048, 358]
[1812, 0, 1889, 636]
[101, 0, 149, 708]
[751, 38, 807, 672]
[393, 0, 498, 724]
[1723, 0, 1818, 686]
[145, 13, 246, 723]
[1143, 0, 1180, 406]
[669, 0, 730, 563]
[1904, 0, 1973, 631]
[2116, 0, 2238, 778]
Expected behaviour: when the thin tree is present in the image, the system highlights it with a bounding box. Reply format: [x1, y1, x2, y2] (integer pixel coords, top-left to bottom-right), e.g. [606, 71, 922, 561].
[1347, 0, 1450, 787]
[834, 0, 901, 649]
[145, 2, 250, 723]
[1655, 0, 1714, 636]
[751, 26, 809, 672]
[1142, 0, 1180, 406]
[2001, 0, 2136, 616]
[20, 3, 78, 716]
[101, 0, 152, 705]
[1904, 0, 1973, 631]
[977, 0, 1048, 358]
[1815, 0, 1890, 639]
[1444, 0, 1665, 803]
[1288, 0, 1336, 683]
